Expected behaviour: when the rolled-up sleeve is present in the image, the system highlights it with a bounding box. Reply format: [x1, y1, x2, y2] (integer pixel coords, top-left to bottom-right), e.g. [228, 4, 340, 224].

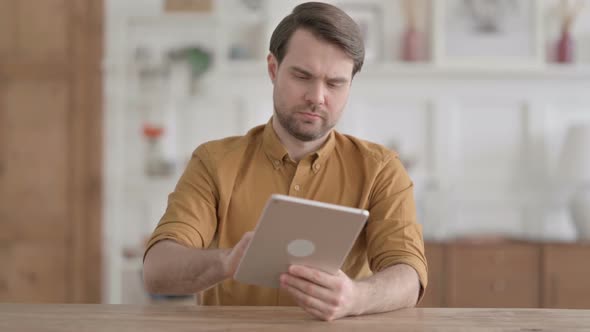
[365, 154, 428, 296]
[144, 145, 218, 259]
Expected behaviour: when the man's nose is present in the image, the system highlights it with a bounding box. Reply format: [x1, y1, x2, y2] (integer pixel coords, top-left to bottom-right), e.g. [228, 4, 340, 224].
[304, 81, 325, 106]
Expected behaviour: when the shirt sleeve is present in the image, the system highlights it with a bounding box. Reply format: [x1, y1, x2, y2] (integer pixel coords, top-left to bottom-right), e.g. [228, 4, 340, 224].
[365, 153, 428, 300]
[144, 145, 219, 259]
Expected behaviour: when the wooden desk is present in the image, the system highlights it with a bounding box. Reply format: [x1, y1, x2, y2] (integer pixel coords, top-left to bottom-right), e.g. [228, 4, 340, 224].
[1, 304, 589, 331]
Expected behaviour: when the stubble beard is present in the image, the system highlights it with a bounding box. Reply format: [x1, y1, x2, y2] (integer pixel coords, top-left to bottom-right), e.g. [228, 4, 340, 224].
[274, 103, 335, 142]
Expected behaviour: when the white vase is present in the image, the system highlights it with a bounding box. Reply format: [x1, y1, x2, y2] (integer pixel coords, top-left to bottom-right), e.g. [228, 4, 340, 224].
[571, 186, 590, 240]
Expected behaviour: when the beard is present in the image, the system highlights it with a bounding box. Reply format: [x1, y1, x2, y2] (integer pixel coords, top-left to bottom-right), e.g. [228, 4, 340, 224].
[273, 102, 336, 142]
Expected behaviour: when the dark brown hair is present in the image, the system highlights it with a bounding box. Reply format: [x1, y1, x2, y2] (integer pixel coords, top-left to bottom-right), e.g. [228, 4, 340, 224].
[269, 2, 365, 76]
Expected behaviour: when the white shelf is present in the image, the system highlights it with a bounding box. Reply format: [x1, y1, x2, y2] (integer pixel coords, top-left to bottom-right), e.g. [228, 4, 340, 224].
[221, 60, 268, 75]
[216, 60, 590, 80]
[127, 13, 218, 26]
[364, 63, 590, 80]
[540, 65, 590, 79]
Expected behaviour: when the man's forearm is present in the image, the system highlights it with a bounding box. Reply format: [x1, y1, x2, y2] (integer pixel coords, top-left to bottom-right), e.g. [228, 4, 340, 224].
[354, 264, 421, 315]
[143, 240, 229, 295]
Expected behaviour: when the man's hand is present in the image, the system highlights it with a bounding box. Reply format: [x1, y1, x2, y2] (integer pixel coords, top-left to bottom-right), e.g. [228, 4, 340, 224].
[222, 231, 254, 278]
[280, 265, 360, 321]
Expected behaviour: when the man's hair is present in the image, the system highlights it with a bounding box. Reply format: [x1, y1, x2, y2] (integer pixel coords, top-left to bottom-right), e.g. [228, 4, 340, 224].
[269, 2, 365, 76]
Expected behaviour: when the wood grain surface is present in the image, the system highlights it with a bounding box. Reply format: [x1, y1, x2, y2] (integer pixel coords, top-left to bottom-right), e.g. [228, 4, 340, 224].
[1, 304, 590, 331]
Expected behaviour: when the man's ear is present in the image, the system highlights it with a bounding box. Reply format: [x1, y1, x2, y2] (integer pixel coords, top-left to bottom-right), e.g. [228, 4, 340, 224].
[267, 53, 278, 84]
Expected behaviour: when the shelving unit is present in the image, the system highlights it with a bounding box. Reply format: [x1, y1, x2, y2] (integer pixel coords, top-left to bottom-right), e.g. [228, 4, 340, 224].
[221, 60, 590, 79]
[112, 0, 590, 85]
[104, 0, 590, 304]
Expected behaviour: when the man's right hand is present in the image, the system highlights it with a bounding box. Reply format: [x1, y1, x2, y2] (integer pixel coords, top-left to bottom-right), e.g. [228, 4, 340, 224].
[222, 231, 254, 278]
[144, 231, 254, 295]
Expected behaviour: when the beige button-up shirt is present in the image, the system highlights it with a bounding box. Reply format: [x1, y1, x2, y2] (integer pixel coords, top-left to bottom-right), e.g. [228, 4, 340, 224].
[146, 120, 428, 305]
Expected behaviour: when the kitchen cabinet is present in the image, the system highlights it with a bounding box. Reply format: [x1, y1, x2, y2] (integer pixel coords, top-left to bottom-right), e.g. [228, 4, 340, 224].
[422, 241, 590, 309]
[446, 242, 541, 308]
[543, 243, 590, 309]
[419, 243, 445, 307]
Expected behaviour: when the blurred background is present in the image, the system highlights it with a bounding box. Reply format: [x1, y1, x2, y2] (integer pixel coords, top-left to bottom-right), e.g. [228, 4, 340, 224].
[2, 0, 590, 309]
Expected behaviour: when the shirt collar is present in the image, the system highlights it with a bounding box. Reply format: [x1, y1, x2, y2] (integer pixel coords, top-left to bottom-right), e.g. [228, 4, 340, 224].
[262, 118, 289, 168]
[312, 129, 336, 168]
[261, 117, 336, 170]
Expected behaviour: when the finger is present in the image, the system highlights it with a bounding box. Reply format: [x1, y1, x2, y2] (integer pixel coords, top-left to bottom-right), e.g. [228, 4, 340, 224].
[234, 232, 254, 252]
[289, 265, 338, 290]
[289, 288, 337, 321]
[302, 305, 334, 321]
[335, 269, 347, 278]
[283, 282, 333, 315]
[281, 274, 336, 305]
[241, 231, 254, 244]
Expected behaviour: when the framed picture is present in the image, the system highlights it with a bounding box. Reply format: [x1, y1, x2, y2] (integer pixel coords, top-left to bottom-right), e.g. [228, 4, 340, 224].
[434, 0, 543, 69]
[164, 0, 213, 13]
[339, 4, 382, 63]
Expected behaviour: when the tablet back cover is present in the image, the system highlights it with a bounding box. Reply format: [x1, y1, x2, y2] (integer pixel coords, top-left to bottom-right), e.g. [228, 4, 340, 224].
[234, 194, 369, 288]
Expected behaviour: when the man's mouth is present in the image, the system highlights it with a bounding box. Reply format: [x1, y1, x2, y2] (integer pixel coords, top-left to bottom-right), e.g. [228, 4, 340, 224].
[300, 112, 322, 118]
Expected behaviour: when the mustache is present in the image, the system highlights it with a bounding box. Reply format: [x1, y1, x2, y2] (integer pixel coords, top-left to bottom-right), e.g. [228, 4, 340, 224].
[294, 104, 327, 117]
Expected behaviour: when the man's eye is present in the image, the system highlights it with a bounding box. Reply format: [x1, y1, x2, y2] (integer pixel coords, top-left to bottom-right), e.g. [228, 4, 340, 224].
[295, 75, 309, 80]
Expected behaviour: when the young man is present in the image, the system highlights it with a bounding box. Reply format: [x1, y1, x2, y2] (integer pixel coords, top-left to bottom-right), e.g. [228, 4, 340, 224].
[143, 2, 427, 321]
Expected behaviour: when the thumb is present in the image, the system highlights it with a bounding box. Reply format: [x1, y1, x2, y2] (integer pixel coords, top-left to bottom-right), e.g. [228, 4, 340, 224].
[227, 231, 255, 276]
[237, 231, 254, 250]
[230, 232, 254, 260]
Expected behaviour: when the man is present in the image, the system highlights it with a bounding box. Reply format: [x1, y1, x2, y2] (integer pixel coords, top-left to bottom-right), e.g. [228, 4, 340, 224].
[143, 2, 427, 321]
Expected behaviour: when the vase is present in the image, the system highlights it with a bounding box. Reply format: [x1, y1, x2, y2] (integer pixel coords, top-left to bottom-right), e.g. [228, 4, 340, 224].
[556, 27, 574, 64]
[401, 26, 422, 62]
[571, 186, 590, 240]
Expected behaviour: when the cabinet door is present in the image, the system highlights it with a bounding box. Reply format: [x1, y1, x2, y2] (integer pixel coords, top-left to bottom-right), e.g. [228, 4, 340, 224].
[0, 0, 103, 303]
[0, 79, 70, 302]
[0, 1, 17, 59]
[446, 243, 541, 308]
[543, 244, 590, 309]
[418, 243, 445, 307]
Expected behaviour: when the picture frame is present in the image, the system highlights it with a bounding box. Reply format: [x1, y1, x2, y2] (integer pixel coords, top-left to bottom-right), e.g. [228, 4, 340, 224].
[164, 0, 213, 13]
[338, 3, 383, 63]
[433, 0, 544, 69]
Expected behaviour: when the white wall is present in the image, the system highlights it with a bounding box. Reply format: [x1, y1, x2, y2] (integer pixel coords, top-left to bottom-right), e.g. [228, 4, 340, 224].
[103, 0, 590, 303]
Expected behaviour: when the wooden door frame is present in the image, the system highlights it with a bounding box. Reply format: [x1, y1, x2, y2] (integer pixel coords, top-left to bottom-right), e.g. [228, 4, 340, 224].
[69, 0, 104, 303]
[0, 0, 103, 303]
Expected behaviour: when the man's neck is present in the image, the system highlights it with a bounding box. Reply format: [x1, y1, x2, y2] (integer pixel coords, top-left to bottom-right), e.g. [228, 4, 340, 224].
[272, 117, 329, 162]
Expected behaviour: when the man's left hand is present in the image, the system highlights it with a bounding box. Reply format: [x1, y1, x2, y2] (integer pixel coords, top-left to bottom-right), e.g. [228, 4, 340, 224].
[280, 265, 361, 321]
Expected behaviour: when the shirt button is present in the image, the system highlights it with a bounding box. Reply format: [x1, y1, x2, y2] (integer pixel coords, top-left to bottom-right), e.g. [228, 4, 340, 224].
[314, 163, 321, 170]
[294, 184, 300, 191]
[273, 160, 280, 167]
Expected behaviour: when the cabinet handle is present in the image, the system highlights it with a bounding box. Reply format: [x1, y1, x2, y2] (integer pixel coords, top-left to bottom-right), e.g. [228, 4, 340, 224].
[0, 279, 7, 292]
[550, 275, 558, 307]
[491, 251, 505, 265]
[491, 280, 506, 293]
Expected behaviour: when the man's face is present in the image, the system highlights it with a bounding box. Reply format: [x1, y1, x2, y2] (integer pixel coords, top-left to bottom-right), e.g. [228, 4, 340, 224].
[268, 29, 354, 142]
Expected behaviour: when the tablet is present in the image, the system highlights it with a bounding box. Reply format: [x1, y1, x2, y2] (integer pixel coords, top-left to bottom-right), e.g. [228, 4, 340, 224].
[233, 194, 369, 288]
